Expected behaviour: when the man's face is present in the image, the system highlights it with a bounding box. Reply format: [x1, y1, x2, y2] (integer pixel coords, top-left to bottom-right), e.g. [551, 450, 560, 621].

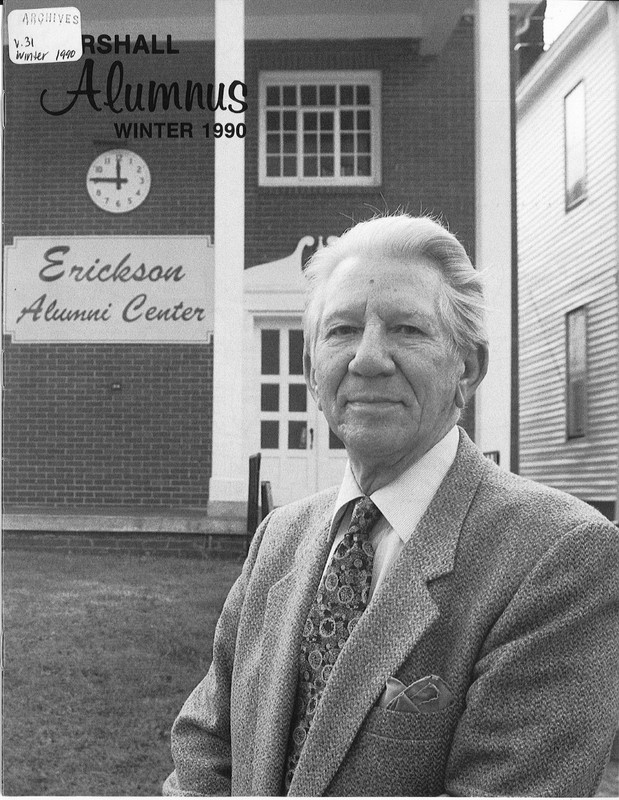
[306, 253, 469, 475]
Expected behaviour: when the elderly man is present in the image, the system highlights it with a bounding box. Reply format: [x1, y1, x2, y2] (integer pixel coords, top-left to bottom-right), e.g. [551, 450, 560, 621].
[164, 215, 619, 797]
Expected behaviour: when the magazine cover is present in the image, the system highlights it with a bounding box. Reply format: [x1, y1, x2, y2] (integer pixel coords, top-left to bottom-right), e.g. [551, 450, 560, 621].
[2, 0, 617, 795]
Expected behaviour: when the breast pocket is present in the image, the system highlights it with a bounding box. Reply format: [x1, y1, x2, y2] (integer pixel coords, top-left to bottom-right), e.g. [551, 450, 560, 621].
[363, 702, 461, 741]
[327, 704, 461, 796]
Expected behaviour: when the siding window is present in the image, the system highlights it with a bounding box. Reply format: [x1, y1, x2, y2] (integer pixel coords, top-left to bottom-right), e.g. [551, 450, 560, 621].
[564, 81, 587, 210]
[566, 306, 587, 438]
[259, 71, 381, 186]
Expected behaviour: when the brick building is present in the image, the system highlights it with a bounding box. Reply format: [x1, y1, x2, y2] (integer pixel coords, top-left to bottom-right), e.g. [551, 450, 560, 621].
[3, 0, 530, 537]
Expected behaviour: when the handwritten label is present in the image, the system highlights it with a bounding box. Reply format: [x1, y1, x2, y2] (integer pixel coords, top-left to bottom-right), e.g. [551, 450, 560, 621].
[4, 237, 214, 343]
[8, 7, 82, 64]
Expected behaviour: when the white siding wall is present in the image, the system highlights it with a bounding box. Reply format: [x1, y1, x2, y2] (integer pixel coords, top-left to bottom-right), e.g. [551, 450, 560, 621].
[517, 20, 618, 505]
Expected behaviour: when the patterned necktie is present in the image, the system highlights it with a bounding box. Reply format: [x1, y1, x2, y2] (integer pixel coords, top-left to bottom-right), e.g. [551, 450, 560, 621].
[284, 495, 382, 792]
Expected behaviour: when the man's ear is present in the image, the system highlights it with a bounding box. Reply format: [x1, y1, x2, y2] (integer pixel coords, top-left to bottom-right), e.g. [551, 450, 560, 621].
[304, 348, 321, 409]
[455, 343, 489, 408]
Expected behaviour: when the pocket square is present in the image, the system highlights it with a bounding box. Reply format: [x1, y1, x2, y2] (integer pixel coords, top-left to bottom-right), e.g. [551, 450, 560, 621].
[378, 674, 455, 714]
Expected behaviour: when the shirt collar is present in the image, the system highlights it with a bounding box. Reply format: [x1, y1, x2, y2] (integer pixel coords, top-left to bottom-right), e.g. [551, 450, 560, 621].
[331, 426, 460, 543]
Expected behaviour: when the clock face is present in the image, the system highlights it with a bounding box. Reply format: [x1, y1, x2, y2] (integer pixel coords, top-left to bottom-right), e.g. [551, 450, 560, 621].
[86, 149, 151, 213]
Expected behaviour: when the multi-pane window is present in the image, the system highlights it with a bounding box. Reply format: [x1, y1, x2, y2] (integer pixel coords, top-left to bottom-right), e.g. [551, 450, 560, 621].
[564, 81, 587, 210]
[259, 71, 381, 186]
[566, 307, 587, 438]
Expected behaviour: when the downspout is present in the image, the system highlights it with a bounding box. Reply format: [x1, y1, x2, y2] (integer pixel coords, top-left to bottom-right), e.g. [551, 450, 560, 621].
[510, 12, 519, 474]
[608, 0, 619, 522]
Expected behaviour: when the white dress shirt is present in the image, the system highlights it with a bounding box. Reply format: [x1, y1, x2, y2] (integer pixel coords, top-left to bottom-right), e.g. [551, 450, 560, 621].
[325, 426, 460, 600]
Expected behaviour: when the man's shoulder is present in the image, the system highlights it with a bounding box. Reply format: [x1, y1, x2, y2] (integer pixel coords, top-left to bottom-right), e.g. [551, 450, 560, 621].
[484, 460, 612, 529]
[248, 486, 339, 574]
[457, 428, 613, 530]
[449, 437, 618, 593]
[471, 464, 617, 570]
[453, 430, 617, 569]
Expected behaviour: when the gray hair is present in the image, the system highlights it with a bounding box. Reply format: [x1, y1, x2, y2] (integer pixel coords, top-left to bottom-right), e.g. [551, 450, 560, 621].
[303, 214, 487, 359]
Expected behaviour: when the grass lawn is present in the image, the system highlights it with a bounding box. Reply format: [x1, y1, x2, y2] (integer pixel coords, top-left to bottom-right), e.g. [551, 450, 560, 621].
[2, 548, 242, 796]
[3, 547, 617, 797]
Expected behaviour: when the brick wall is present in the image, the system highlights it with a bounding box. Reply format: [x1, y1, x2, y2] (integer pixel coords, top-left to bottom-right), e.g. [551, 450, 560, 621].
[3, 42, 215, 509]
[245, 21, 476, 266]
[2, 20, 476, 511]
[2, 339, 212, 507]
[3, 43, 215, 238]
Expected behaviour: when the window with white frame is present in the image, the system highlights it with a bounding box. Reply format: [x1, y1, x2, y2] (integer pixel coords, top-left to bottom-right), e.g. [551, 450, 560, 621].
[564, 81, 587, 210]
[259, 71, 381, 186]
[566, 306, 587, 439]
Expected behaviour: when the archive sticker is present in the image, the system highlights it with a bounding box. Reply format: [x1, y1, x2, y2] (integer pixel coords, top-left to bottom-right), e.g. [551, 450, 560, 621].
[8, 7, 82, 64]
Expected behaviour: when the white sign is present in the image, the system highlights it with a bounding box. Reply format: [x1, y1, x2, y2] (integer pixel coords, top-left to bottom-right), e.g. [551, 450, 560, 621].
[4, 237, 214, 343]
[8, 7, 82, 64]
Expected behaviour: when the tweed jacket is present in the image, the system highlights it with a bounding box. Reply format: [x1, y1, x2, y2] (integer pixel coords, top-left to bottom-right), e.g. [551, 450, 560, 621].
[164, 429, 619, 797]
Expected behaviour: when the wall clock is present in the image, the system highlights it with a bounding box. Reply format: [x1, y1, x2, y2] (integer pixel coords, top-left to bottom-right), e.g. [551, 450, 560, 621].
[86, 149, 151, 213]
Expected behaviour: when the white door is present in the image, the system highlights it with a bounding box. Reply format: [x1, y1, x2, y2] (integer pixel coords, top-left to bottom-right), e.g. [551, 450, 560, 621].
[257, 320, 348, 506]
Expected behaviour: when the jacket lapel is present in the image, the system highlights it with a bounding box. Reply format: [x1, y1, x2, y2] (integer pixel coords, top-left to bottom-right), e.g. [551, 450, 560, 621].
[289, 429, 487, 796]
[250, 495, 335, 796]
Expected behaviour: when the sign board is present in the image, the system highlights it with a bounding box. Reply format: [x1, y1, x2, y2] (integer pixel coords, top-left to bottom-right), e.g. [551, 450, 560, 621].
[3, 236, 214, 343]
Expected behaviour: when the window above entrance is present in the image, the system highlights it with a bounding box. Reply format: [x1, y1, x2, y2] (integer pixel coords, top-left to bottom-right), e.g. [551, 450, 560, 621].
[259, 70, 381, 187]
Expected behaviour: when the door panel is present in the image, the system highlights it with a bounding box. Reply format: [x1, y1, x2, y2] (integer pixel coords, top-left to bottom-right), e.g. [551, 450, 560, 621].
[257, 321, 347, 505]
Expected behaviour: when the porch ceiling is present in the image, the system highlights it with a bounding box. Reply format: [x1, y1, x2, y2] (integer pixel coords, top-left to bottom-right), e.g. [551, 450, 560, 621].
[4, 0, 538, 52]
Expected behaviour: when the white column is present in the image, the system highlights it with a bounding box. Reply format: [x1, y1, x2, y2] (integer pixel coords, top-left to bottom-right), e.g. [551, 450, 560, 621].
[608, 1, 619, 521]
[474, 0, 513, 469]
[209, 0, 246, 520]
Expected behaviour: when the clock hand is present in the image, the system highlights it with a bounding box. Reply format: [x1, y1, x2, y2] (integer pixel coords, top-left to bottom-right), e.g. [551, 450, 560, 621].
[89, 176, 129, 185]
[116, 157, 123, 190]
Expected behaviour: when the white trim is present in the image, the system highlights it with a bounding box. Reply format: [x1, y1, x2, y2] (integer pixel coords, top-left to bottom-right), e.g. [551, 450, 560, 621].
[474, 0, 513, 468]
[258, 70, 381, 187]
[209, 0, 247, 508]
